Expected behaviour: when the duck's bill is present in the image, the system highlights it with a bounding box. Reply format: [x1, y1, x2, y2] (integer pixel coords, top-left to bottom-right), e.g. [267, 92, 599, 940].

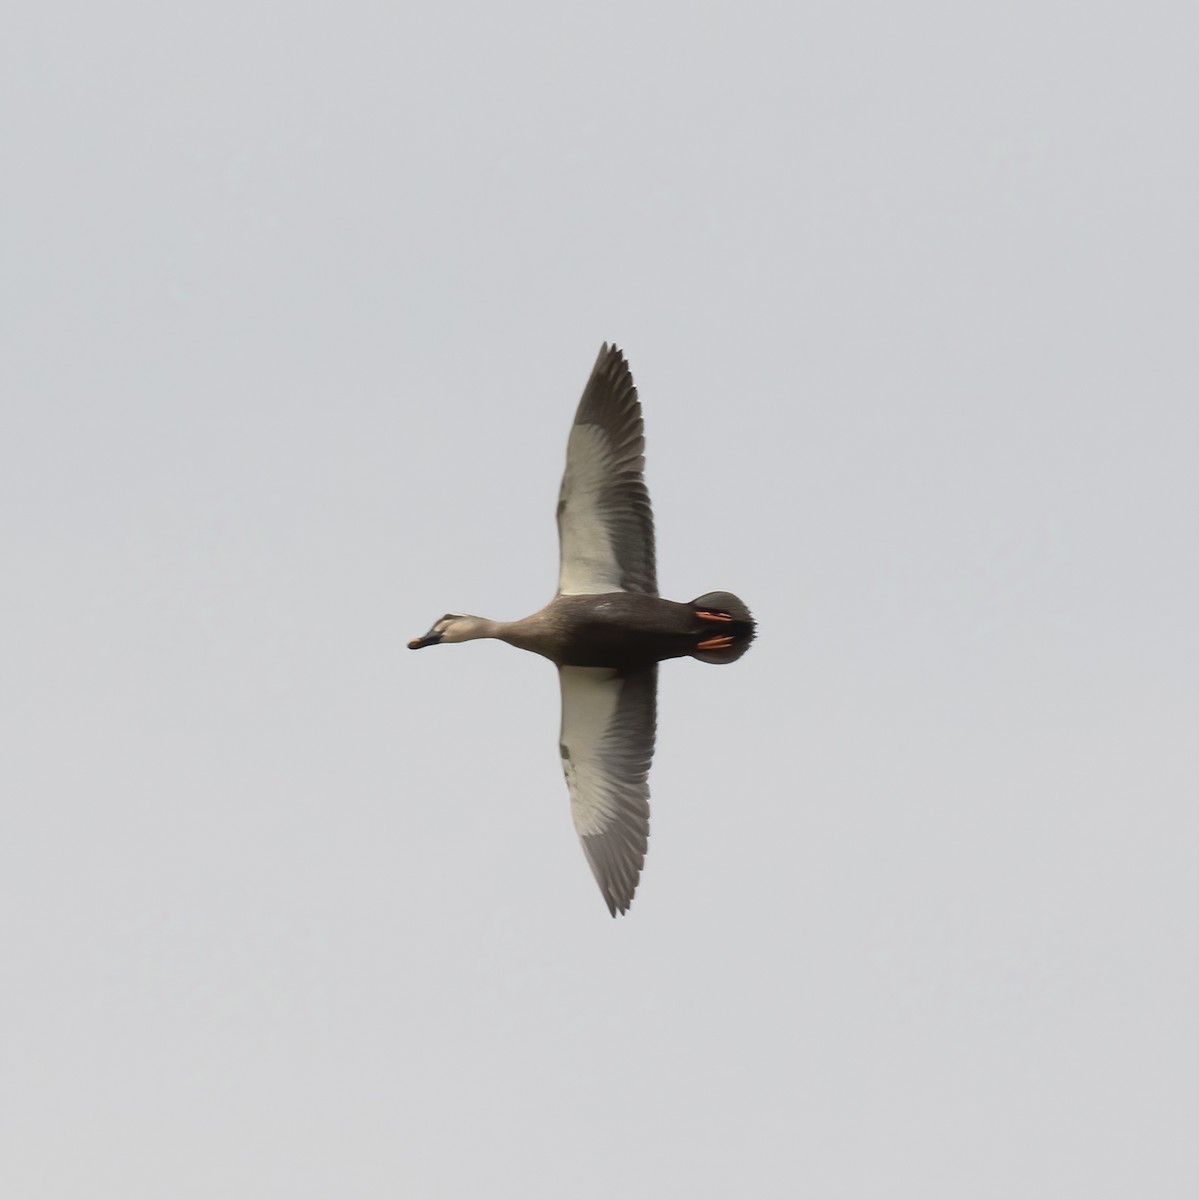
[407, 629, 442, 650]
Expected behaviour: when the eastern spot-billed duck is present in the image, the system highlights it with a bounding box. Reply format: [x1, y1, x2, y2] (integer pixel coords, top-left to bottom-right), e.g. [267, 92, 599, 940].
[409, 344, 755, 915]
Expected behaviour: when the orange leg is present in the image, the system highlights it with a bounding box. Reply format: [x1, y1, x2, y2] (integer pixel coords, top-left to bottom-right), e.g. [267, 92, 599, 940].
[697, 635, 735, 651]
[696, 610, 733, 622]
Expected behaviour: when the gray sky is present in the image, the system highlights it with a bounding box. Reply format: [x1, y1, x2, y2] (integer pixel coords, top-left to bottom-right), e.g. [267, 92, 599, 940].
[3, 2, 1196, 1196]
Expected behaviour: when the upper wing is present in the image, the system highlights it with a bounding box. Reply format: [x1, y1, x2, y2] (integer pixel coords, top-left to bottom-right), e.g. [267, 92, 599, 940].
[556, 344, 658, 596]
[558, 665, 657, 916]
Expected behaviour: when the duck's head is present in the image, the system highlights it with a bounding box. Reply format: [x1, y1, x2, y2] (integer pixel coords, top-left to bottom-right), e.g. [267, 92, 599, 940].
[407, 613, 491, 649]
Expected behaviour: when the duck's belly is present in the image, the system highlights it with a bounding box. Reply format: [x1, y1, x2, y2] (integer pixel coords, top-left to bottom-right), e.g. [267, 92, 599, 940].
[552, 595, 695, 669]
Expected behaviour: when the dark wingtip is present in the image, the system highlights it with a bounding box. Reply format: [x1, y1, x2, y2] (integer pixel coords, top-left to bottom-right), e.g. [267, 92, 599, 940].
[596, 341, 623, 372]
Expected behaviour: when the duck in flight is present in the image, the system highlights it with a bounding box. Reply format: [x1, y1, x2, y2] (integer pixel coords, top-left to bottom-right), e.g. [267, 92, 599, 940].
[408, 344, 755, 915]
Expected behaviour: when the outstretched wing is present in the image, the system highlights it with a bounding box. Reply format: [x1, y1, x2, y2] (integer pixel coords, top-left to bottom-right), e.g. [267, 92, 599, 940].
[556, 343, 658, 596]
[558, 665, 657, 916]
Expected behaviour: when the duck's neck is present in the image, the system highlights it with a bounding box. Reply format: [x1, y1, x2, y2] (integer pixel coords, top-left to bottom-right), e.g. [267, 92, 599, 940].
[447, 611, 551, 658]
[449, 615, 505, 643]
[448, 614, 518, 643]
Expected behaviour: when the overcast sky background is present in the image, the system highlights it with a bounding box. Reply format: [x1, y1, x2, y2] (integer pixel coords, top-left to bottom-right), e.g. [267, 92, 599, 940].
[2, 3, 1196, 1197]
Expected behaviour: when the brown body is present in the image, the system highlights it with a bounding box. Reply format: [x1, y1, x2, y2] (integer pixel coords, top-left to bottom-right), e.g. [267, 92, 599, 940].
[505, 594, 735, 669]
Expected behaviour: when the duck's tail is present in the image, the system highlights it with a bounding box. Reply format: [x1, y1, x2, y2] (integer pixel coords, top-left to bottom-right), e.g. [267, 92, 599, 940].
[689, 591, 756, 664]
